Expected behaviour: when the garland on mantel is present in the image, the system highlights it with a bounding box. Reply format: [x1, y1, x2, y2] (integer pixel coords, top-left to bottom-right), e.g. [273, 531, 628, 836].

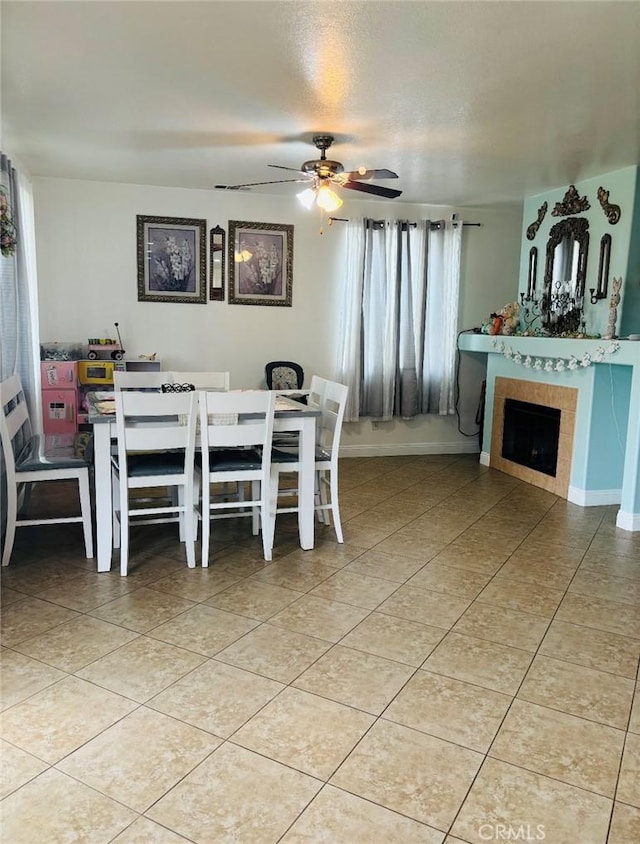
[492, 339, 620, 372]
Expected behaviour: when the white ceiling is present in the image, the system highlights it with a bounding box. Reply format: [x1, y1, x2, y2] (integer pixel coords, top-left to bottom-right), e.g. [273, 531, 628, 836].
[2, 1, 639, 207]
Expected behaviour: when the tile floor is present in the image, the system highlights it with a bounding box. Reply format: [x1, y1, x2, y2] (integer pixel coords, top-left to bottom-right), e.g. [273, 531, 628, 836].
[1, 454, 639, 843]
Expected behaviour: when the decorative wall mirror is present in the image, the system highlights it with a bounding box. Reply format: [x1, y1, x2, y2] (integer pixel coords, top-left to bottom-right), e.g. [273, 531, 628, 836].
[526, 247, 538, 298]
[590, 234, 611, 304]
[209, 225, 225, 301]
[542, 217, 589, 334]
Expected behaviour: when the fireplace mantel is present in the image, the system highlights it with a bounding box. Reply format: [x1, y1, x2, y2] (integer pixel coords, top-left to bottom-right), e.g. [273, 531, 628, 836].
[458, 333, 640, 365]
[458, 334, 640, 532]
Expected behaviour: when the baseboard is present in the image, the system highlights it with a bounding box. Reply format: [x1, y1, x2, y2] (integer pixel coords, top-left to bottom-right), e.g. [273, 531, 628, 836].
[339, 441, 481, 458]
[616, 510, 640, 532]
[567, 486, 622, 507]
[479, 451, 491, 466]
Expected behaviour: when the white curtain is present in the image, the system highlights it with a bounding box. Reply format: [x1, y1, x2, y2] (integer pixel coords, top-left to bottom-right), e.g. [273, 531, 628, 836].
[0, 154, 41, 429]
[336, 218, 365, 422]
[424, 219, 462, 415]
[336, 217, 462, 422]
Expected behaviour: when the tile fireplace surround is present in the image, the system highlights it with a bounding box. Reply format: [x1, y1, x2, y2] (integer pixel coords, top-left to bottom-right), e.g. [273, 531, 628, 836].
[458, 335, 640, 533]
[490, 377, 577, 499]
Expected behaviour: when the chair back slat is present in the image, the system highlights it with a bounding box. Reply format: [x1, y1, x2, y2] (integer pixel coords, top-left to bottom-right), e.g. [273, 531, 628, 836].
[199, 389, 275, 458]
[317, 380, 348, 457]
[115, 391, 198, 456]
[1, 375, 32, 475]
[307, 375, 325, 413]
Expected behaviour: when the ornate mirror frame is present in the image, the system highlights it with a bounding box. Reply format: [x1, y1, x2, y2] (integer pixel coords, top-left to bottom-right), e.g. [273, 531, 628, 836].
[209, 225, 226, 301]
[543, 217, 590, 302]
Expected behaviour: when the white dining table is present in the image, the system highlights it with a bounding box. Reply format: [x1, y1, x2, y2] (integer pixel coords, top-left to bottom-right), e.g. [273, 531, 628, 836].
[88, 392, 320, 573]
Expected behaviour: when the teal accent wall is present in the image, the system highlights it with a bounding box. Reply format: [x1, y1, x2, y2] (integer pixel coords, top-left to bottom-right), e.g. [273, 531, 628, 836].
[620, 175, 640, 337]
[519, 166, 639, 338]
[585, 365, 631, 490]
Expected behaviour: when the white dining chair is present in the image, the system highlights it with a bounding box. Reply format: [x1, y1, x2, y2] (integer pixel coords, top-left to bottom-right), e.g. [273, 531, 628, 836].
[111, 389, 198, 576]
[266, 378, 348, 544]
[1, 374, 93, 566]
[168, 371, 230, 390]
[198, 389, 276, 565]
[271, 374, 324, 447]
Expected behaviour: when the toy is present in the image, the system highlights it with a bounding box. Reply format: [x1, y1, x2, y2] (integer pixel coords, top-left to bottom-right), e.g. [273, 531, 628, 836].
[86, 322, 125, 360]
[500, 301, 520, 335]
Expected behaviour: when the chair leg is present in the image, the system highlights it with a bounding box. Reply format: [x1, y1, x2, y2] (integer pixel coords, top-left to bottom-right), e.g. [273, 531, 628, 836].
[261, 467, 278, 561]
[251, 480, 260, 535]
[329, 469, 343, 544]
[112, 470, 121, 549]
[120, 479, 130, 576]
[315, 471, 330, 525]
[192, 474, 200, 542]
[78, 469, 94, 559]
[201, 477, 211, 567]
[261, 508, 273, 563]
[1, 480, 18, 567]
[182, 482, 196, 569]
[176, 487, 186, 541]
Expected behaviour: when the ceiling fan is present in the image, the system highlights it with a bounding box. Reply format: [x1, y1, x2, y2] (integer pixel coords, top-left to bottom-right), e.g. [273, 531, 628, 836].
[215, 134, 402, 210]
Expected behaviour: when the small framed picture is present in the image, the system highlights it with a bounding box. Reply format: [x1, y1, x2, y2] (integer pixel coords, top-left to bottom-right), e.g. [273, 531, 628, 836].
[228, 220, 293, 307]
[137, 215, 206, 304]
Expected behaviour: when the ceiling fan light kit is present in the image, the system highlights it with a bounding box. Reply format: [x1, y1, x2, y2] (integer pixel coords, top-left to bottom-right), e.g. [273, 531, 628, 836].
[215, 134, 402, 214]
[316, 184, 343, 212]
[296, 187, 317, 210]
[298, 182, 343, 212]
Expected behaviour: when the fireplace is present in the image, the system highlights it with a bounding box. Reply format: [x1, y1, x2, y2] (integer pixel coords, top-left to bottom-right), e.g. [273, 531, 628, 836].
[490, 377, 577, 498]
[501, 399, 561, 477]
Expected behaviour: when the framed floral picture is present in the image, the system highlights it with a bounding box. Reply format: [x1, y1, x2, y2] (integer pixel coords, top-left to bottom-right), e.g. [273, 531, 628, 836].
[228, 220, 293, 307]
[137, 215, 206, 304]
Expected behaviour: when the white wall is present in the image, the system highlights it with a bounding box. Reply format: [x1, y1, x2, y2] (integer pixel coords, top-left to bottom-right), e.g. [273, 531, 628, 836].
[33, 177, 522, 453]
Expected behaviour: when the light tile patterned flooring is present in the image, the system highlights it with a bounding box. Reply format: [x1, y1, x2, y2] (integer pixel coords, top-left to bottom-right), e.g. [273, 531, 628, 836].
[1, 454, 639, 843]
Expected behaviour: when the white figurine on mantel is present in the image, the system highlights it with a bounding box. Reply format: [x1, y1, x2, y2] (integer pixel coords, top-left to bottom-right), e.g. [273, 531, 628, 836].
[602, 277, 622, 340]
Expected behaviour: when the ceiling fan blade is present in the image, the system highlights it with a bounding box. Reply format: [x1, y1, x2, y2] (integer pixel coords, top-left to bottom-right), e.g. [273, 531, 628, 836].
[343, 180, 403, 199]
[343, 168, 399, 181]
[268, 164, 308, 175]
[214, 178, 309, 190]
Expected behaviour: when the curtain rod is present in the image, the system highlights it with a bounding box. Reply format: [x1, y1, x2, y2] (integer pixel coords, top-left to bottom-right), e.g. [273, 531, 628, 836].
[328, 217, 482, 229]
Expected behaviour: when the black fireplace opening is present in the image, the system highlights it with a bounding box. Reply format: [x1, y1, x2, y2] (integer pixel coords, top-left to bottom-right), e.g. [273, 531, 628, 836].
[501, 398, 561, 477]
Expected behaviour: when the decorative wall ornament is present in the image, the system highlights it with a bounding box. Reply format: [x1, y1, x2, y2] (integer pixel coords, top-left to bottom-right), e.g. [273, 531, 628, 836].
[590, 234, 612, 304]
[597, 186, 621, 225]
[526, 247, 538, 298]
[526, 202, 548, 240]
[602, 276, 622, 340]
[551, 185, 590, 217]
[492, 338, 620, 372]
